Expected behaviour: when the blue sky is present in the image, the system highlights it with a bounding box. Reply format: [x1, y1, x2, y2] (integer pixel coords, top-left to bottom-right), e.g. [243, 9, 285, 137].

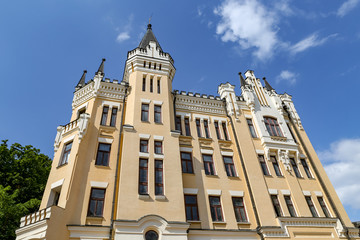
[1, 0, 359, 221]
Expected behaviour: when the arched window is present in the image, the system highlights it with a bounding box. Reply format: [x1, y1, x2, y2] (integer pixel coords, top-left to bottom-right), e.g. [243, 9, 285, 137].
[264, 117, 283, 137]
[145, 230, 158, 240]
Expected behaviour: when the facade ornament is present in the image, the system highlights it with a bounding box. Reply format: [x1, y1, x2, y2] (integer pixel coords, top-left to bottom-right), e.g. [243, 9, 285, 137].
[279, 150, 291, 171]
[78, 113, 90, 142]
[54, 126, 64, 152]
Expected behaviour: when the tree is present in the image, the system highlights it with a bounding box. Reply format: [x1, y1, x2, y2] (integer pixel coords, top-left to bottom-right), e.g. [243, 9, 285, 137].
[0, 140, 52, 240]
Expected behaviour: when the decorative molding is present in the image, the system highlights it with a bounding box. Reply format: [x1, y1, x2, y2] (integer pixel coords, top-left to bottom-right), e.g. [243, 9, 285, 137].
[154, 154, 164, 159]
[207, 189, 221, 196]
[63, 135, 75, 145]
[90, 181, 108, 188]
[98, 137, 114, 143]
[314, 191, 323, 197]
[229, 191, 244, 197]
[68, 226, 110, 239]
[51, 179, 64, 189]
[139, 152, 149, 158]
[268, 189, 278, 195]
[153, 100, 163, 105]
[153, 135, 164, 141]
[184, 188, 198, 194]
[175, 94, 225, 115]
[221, 151, 233, 156]
[180, 147, 192, 152]
[281, 189, 290, 195]
[200, 149, 213, 154]
[141, 98, 151, 104]
[302, 191, 311, 196]
[101, 100, 121, 108]
[139, 134, 150, 139]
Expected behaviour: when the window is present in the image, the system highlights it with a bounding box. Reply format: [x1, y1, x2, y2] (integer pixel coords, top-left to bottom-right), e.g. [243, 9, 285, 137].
[96, 143, 111, 166]
[185, 195, 199, 220]
[155, 160, 163, 195]
[59, 141, 72, 166]
[142, 77, 146, 91]
[318, 197, 330, 217]
[204, 119, 210, 138]
[157, 79, 161, 93]
[181, 152, 193, 173]
[154, 105, 161, 123]
[209, 196, 223, 221]
[247, 119, 257, 138]
[140, 140, 148, 153]
[196, 119, 202, 138]
[271, 195, 282, 217]
[232, 197, 247, 222]
[301, 159, 313, 178]
[145, 230, 158, 240]
[184, 117, 191, 136]
[52, 191, 60, 206]
[149, 62, 151, 68]
[284, 196, 297, 217]
[141, 104, 149, 121]
[143, 61, 146, 67]
[150, 78, 153, 92]
[290, 158, 301, 178]
[223, 156, 236, 177]
[139, 159, 148, 195]
[203, 154, 215, 175]
[88, 188, 105, 217]
[154, 141, 162, 154]
[77, 108, 86, 118]
[287, 123, 297, 143]
[175, 116, 182, 134]
[258, 155, 270, 176]
[222, 122, 229, 140]
[271, 156, 282, 176]
[264, 117, 283, 137]
[214, 121, 221, 139]
[110, 107, 118, 127]
[305, 196, 318, 217]
[100, 106, 109, 125]
[159, 64, 162, 70]
[154, 63, 156, 70]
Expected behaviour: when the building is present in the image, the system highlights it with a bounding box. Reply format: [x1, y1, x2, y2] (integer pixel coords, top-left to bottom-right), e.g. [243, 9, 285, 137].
[16, 24, 360, 240]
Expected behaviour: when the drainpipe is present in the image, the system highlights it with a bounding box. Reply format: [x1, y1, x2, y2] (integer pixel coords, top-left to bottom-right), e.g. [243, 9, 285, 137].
[172, 91, 177, 129]
[222, 99, 264, 240]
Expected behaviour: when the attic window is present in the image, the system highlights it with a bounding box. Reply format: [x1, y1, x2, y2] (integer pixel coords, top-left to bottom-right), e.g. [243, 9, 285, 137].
[159, 64, 162, 70]
[154, 63, 156, 70]
[144, 61, 146, 67]
[149, 62, 151, 69]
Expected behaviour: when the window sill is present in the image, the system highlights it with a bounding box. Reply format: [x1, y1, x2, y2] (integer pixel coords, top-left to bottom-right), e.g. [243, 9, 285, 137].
[212, 221, 226, 225]
[276, 175, 285, 178]
[86, 216, 104, 220]
[154, 154, 164, 159]
[237, 221, 251, 225]
[218, 139, 232, 144]
[264, 175, 273, 178]
[57, 163, 68, 169]
[187, 220, 201, 223]
[205, 174, 219, 178]
[141, 120, 150, 123]
[138, 194, 150, 200]
[155, 195, 166, 200]
[180, 135, 193, 139]
[182, 172, 195, 175]
[228, 176, 240, 179]
[94, 164, 110, 169]
[154, 122, 163, 125]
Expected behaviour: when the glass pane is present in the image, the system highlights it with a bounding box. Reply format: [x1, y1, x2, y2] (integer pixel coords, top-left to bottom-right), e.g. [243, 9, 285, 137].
[155, 186, 163, 195]
[185, 195, 196, 204]
[223, 156, 233, 163]
[240, 208, 247, 221]
[203, 155, 212, 162]
[96, 201, 103, 216]
[192, 207, 198, 220]
[182, 161, 187, 172]
[65, 142, 72, 151]
[140, 159, 148, 167]
[216, 208, 223, 221]
[99, 143, 110, 151]
[88, 200, 95, 215]
[155, 160, 162, 168]
[181, 152, 191, 160]
[155, 171, 163, 183]
[92, 189, 105, 198]
[187, 162, 193, 173]
[210, 197, 220, 205]
[139, 185, 147, 194]
[186, 206, 192, 220]
[140, 169, 147, 182]
[145, 230, 158, 240]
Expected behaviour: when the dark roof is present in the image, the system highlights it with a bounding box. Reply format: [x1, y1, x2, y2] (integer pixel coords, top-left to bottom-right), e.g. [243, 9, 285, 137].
[76, 70, 87, 88]
[239, 72, 249, 88]
[96, 58, 106, 75]
[263, 77, 275, 91]
[138, 24, 163, 51]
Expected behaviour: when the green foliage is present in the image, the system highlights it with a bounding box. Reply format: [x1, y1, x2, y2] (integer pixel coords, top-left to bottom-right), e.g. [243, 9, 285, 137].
[0, 140, 52, 240]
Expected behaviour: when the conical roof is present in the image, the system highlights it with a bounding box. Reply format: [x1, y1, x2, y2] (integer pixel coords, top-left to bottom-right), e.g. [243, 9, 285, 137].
[96, 58, 106, 75]
[138, 24, 163, 51]
[263, 77, 275, 91]
[239, 72, 249, 88]
[76, 70, 87, 89]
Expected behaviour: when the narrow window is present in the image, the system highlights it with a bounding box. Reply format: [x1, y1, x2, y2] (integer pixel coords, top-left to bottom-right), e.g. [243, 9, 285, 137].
[271, 156, 282, 176]
[318, 197, 330, 217]
[100, 106, 109, 125]
[96, 143, 111, 166]
[184, 117, 191, 136]
[52, 191, 60, 206]
[143, 61, 146, 67]
[258, 155, 270, 176]
[209, 196, 223, 221]
[175, 116, 182, 134]
[142, 77, 146, 92]
[150, 78, 153, 93]
[204, 119, 210, 138]
[181, 152, 193, 173]
[290, 158, 301, 178]
[301, 159, 313, 178]
[59, 142, 72, 166]
[247, 119, 257, 138]
[154, 141, 162, 154]
[264, 117, 283, 137]
[149, 62, 151, 68]
[77, 108, 86, 118]
[214, 121, 221, 139]
[110, 107, 118, 127]
[154, 105, 161, 123]
[223, 156, 236, 177]
[271, 195, 282, 217]
[185, 195, 199, 221]
[221, 122, 229, 140]
[140, 140, 148, 153]
[305, 196, 318, 217]
[155, 160, 163, 195]
[287, 123, 297, 143]
[88, 188, 105, 217]
[139, 159, 148, 195]
[157, 79, 161, 94]
[154, 63, 157, 69]
[203, 154, 215, 175]
[141, 104, 149, 121]
[284, 196, 297, 217]
[196, 119, 202, 138]
[232, 197, 247, 222]
[159, 64, 162, 70]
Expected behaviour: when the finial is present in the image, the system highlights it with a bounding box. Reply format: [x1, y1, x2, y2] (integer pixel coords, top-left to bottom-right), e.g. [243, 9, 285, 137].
[239, 72, 248, 87]
[263, 77, 275, 91]
[76, 70, 87, 89]
[148, 14, 153, 29]
[96, 58, 106, 75]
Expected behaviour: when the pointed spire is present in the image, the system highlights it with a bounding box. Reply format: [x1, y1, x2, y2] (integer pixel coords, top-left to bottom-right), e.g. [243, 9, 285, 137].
[239, 72, 249, 88]
[76, 70, 87, 89]
[96, 58, 106, 75]
[263, 77, 275, 91]
[138, 24, 163, 51]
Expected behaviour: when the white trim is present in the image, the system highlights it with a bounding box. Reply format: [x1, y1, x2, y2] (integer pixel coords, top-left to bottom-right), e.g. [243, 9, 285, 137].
[244, 114, 252, 118]
[211, 116, 227, 123]
[221, 151, 233, 156]
[155, 195, 166, 200]
[314, 191, 323, 197]
[153, 100, 163, 105]
[281, 189, 291, 195]
[98, 137, 113, 143]
[138, 194, 150, 200]
[256, 149, 265, 154]
[63, 135, 75, 144]
[77, 102, 88, 111]
[154, 154, 164, 159]
[207, 189, 221, 196]
[180, 147, 192, 152]
[229, 190, 244, 197]
[268, 189, 278, 195]
[153, 135, 164, 141]
[183, 188, 198, 194]
[193, 114, 210, 122]
[300, 154, 306, 158]
[101, 100, 120, 108]
[90, 181, 108, 188]
[302, 190, 311, 196]
[176, 112, 192, 121]
[200, 149, 213, 154]
[51, 179, 64, 189]
[139, 134, 150, 139]
[141, 98, 151, 104]
[139, 152, 149, 158]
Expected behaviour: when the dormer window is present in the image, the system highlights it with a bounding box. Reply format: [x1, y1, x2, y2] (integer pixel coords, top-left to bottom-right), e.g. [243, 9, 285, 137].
[264, 117, 283, 137]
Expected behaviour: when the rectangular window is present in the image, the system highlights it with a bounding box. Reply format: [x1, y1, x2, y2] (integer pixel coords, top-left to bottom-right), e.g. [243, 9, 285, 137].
[318, 197, 330, 217]
[100, 106, 109, 125]
[154, 105, 161, 123]
[284, 196, 297, 217]
[154, 141, 162, 154]
[264, 117, 283, 137]
[271, 195, 282, 217]
[77, 108, 86, 118]
[140, 139, 148, 153]
[142, 77, 146, 91]
[203, 154, 215, 175]
[59, 141, 72, 166]
[271, 156, 282, 176]
[196, 119, 202, 138]
[155, 160, 163, 195]
[184, 117, 191, 136]
[209, 196, 223, 221]
[232, 197, 247, 222]
[175, 116, 182, 134]
[301, 159, 313, 178]
[143, 61, 146, 67]
[214, 121, 221, 139]
[157, 79, 161, 93]
[223, 156, 236, 177]
[247, 119, 257, 138]
[110, 107, 118, 127]
[154, 63, 156, 69]
[150, 78, 153, 92]
[181, 152, 193, 173]
[159, 64, 162, 70]
[88, 188, 105, 217]
[185, 195, 199, 221]
[204, 119, 210, 138]
[52, 191, 60, 206]
[139, 159, 148, 195]
[149, 62, 151, 68]
[258, 155, 270, 176]
[141, 104, 149, 121]
[290, 158, 301, 178]
[96, 143, 111, 166]
[305, 196, 318, 217]
[222, 122, 229, 140]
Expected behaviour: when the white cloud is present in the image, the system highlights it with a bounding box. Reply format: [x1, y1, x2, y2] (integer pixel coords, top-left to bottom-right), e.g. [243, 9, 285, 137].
[337, 0, 360, 17]
[114, 14, 134, 44]
[318, 138, 360, 209]
[276, 70, 297, 85]
[116, 32, 130, 43]
[289, 33, 338, 55]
